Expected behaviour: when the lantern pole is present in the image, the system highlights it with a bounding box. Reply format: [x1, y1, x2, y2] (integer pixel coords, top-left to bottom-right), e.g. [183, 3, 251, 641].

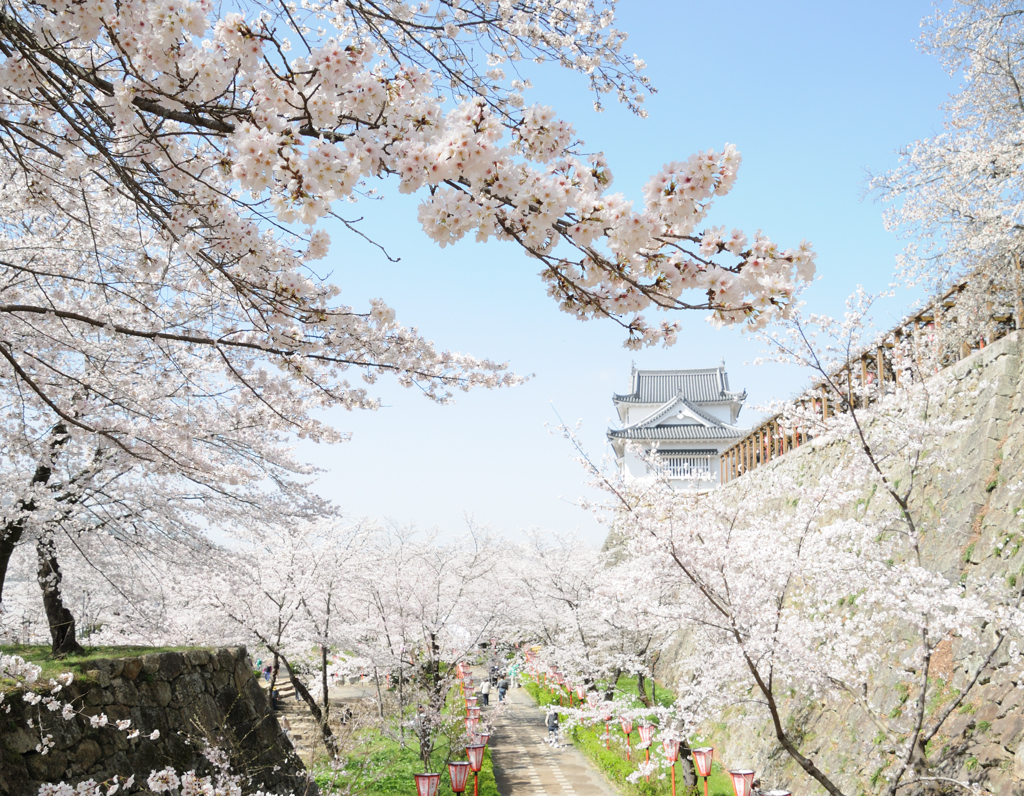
[663, 739, 680, 796]
[620, 717, 633, 762]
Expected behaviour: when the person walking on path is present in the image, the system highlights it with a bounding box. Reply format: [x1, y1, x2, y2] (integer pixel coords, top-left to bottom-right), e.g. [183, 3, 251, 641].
[481, 678, 491, 706]
[545, 707, 560, 746]
[497, 676, 509, 702]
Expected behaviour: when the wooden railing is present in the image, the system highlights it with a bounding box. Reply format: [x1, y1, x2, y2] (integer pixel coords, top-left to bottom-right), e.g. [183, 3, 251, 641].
[719, 277, 1022, 484]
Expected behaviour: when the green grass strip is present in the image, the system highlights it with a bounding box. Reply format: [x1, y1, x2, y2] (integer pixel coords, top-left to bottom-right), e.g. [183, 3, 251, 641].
[522, 674, 734, 796]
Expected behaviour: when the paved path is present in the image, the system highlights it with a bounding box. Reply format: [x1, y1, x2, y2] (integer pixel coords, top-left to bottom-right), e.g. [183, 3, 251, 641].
[486, 685, 618, 796]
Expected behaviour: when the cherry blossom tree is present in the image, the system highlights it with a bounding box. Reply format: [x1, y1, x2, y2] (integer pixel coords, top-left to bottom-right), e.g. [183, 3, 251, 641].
[0, 0, 816, 363]
[873, 0, 1024, 307]
[348, 522, 516, 770]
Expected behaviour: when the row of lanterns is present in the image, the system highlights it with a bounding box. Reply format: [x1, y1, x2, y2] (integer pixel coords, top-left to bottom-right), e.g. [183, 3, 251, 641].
[409, 661, 493, 796]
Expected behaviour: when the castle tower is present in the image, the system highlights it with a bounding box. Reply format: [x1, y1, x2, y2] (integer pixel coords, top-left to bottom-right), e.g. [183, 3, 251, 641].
[607, 363, 748, 486]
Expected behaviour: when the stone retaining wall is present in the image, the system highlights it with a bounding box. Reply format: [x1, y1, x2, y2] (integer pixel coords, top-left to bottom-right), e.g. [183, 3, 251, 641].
[0, 647, 312, 795]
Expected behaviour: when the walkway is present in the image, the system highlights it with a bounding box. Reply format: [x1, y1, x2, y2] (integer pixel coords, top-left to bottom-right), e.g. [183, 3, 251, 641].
[487, 685, 618, 796]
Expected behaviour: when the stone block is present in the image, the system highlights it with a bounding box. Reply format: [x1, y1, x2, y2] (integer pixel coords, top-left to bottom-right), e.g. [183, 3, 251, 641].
[995, 778, 1022, 796]
[109, 678, 138, 707]
[121, 657, 143, 681]
[86, 668, 111, 688]
[150, 680, 173, 708]
[1001, 686, 1024, 715]
[978, 702, 1002, 724]
[158, 652, 185, 681]
[1014, 740, 1024, 779]
[105, 704, 131, 723]
[948, 711, 976, 738]
[216, 648, 237, 672]
[5, 725, 38, 754]
[74, 738, 102, 771]
[25, 750, 67, 781]
[141, 654, 162, 675]
[991, 714, 1024, 746]
[184, 693, 224, 736]
[173, 672, 206, 708]
[185, 649, 210, 667]
[211, 670, 230, 690]
[977, 742, 1012, 767]
[45, 711, 83, 751]
[84, 685, 106, 707]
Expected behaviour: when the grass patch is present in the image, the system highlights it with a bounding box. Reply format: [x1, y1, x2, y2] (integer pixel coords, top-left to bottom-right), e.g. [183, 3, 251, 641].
[522, 674, 732, 796]
[312, 729, 499, 796]
[312, 675, 497, 796]
[1, 644, 202, 686]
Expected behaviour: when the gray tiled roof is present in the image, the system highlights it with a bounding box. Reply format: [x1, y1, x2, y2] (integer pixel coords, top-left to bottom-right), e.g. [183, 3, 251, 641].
[613, 368, 746, 404]
[608, 425, 745, 441]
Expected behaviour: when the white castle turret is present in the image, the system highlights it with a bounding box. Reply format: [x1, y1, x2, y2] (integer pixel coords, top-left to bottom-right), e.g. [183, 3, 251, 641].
[607, 363, 748, 486]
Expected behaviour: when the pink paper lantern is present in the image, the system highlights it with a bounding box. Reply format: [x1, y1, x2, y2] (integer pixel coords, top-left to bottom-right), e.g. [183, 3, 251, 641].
[693, 747, 714, 777]
[638, 723, 655, 746]
[414, 773, 440, 796]
[730, 770, 756, 796]
[478, 732, 490, 746]
[620, 717, 633, 735]
[663, 738, 680, 763]
[448, 763, 470, 794]
[466, 744, 486, 773]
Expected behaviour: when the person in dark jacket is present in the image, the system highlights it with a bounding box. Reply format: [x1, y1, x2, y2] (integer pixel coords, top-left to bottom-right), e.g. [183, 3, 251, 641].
[545, 708, 559, 746]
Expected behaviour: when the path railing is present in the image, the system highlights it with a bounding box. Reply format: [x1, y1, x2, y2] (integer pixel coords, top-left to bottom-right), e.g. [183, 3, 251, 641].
[720, 275, 1023, 484]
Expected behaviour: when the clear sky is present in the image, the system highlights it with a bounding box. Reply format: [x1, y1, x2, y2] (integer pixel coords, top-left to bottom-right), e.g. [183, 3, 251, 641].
[297, 0, 957, 543]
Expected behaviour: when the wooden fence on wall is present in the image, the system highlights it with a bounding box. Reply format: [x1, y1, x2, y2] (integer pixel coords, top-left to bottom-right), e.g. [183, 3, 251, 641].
[719, 278, 1022, 484]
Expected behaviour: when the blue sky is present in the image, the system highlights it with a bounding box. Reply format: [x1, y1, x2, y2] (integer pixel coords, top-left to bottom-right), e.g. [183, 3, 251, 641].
[298, 0, 956, 542]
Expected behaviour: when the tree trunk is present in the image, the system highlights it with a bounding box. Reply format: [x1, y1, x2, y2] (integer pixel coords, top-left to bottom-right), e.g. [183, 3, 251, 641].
[0, 453, 63, 605]
[269, 651, 280, 695]
[604, 668, 621, 702]
[636, 671, 652, 708]
[279, 652, 337, 754]
[320, 644, 330, 726]
[680, 739, 697, 788]
[36, 534, 85, 657]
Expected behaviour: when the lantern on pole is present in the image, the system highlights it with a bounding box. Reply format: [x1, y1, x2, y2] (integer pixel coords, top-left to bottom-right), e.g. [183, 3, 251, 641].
[730, 770, 756, 796]
[638, 723, 655, 782]
[478, 733, 490, 747]
[413, 773, 441, 796]
[466, 744, 486, 796]
[620, 717, 633, 761]
[693, 747, 714, 796]
[465, 717, 478, 733]
[467, 707, 480, 720]
[663, 739, 681, 796]
[448, 763, 470, 795]
[465, 697, 478, 709]
[603, 710, 613, 751]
